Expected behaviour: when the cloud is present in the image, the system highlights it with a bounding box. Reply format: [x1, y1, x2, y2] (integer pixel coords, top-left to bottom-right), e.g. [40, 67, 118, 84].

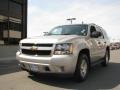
[28, 1, 120, 40]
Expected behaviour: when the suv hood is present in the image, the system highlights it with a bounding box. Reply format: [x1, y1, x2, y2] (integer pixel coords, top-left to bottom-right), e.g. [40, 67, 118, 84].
[20, 35, 83, 44]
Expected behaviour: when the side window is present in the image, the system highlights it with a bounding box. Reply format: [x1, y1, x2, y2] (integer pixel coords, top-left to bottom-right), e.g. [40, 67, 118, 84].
[98, 28, 104, 39]
[90, 26, 97, 37]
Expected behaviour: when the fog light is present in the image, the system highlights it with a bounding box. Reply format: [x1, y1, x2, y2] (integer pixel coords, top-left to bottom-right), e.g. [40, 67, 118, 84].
[44, 66, 50, 71]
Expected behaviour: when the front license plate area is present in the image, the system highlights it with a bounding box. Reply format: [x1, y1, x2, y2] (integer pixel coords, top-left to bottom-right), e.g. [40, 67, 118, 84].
[30, 64, 38, 72]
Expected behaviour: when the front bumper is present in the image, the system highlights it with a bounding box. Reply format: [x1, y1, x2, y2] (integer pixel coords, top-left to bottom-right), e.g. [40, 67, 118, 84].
[16, 51, 77, 74]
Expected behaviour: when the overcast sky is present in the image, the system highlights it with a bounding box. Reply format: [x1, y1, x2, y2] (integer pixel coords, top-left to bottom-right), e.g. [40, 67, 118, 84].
[28, 0, 120, 41]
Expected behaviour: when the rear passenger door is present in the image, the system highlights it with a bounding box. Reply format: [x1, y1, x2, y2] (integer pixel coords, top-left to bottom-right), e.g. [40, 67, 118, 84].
[96, 27, 106, 58]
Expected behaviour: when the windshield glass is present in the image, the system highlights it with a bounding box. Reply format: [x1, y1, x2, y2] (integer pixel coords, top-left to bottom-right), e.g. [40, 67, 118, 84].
[48, 25, 88, 36]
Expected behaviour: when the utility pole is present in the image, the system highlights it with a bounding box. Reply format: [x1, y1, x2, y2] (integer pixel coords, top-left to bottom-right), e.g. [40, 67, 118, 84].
[66, 18, 76, 24]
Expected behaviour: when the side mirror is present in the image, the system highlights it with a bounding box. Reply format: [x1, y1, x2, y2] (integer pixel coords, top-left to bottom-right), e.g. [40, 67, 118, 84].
[43, 32, 48, 36]
[91, 31, 101, 38]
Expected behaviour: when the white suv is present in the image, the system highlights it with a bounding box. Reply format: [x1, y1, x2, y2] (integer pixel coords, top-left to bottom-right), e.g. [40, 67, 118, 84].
[16, 23, 110, 82]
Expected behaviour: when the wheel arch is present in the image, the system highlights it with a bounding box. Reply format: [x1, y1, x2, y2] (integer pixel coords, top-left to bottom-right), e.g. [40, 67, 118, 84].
[78, 48, 91, 67]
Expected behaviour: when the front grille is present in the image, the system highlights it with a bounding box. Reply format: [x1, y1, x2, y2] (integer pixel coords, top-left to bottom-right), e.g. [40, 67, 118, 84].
[22, 49, 51, 55]
[22, 43, 53, 47]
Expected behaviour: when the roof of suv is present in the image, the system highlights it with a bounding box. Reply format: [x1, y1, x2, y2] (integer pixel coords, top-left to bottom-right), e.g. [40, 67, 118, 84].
[58, 23, 98, 27]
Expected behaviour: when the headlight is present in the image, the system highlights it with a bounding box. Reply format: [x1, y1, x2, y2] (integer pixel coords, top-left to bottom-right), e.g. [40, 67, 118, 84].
[54, 43, 73, 55]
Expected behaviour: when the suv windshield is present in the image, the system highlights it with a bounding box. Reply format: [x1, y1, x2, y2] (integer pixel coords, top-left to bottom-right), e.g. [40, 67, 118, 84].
[48, 25, 88, 36]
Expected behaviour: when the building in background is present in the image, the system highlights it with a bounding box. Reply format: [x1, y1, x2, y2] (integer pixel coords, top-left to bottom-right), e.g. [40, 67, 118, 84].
[0, 0, 27, 45]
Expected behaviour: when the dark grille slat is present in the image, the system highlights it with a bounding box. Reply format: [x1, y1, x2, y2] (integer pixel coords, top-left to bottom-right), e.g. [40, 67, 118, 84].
[22, 43, 53, 47]
[22, 43, 34, 46]
[37, 44, 53, 47]
[22, 49, 51, 55]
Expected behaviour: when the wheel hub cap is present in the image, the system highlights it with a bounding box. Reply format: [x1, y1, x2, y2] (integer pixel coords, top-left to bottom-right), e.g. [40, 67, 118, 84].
[80, 59, 87, 78]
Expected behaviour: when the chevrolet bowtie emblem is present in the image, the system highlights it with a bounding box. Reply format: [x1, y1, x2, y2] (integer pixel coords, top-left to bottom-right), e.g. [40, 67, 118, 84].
[31, 46, 38, 51]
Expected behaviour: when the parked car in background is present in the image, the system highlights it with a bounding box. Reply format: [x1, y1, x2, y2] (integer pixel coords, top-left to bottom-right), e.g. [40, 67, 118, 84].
[110, 42, 120, 50]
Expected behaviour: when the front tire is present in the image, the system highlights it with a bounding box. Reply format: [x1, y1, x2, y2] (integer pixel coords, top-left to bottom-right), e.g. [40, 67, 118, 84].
[74, 54, 89, 82]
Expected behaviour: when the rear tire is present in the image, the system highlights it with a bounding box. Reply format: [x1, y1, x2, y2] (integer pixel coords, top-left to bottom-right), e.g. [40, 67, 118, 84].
[101, 50, 110, 67]
[74, 53, 89, 82]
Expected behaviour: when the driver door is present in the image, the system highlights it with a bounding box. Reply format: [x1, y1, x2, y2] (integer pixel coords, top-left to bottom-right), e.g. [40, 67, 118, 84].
[89, 26, 102, 62]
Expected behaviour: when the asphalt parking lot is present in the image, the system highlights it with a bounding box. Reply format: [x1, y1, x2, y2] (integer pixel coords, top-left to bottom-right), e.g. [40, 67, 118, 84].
[0, 50, 120, 90]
